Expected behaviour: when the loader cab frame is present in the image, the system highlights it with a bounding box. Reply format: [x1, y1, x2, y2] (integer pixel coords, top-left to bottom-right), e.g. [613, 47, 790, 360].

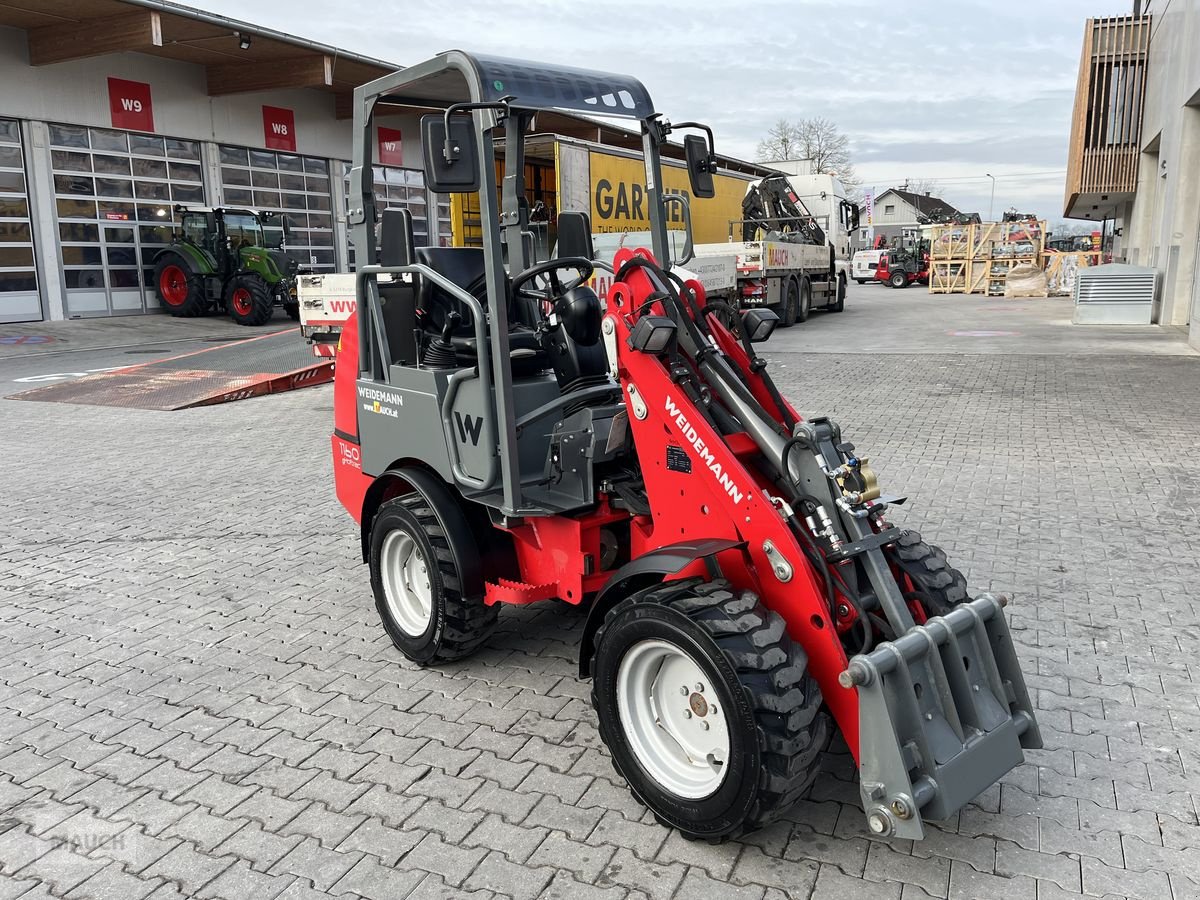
[348, 51, 710, 516]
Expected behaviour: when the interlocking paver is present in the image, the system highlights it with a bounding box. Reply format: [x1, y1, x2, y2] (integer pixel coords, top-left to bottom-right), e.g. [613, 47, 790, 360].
[2, 289, 1198, 900]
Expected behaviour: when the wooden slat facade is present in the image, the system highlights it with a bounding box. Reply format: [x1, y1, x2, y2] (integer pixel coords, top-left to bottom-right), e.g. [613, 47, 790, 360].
[1064, 16, 1150, 214]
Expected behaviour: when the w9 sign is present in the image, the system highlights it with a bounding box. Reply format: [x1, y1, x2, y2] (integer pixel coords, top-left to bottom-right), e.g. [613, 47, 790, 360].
[262, 106, 297, 152]
[107, 78, 154, 132]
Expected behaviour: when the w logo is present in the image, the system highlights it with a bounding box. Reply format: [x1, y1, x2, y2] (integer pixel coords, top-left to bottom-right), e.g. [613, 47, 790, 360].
[454, 412, 483, 446]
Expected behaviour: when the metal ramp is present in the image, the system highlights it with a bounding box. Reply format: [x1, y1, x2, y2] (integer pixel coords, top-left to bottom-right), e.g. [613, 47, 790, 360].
[7, 329, 331, 411]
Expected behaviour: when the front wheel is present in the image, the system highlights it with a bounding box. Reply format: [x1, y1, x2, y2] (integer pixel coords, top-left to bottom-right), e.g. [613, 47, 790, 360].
[225, 274, 274, 326]
[888, 271, 909, 289]
[591, 580, 829, 841]
[832, 275, 846, 312]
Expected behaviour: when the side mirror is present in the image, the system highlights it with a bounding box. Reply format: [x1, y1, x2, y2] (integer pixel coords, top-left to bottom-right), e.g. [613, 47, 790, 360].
[557, 211, 595, 260]
[741, 307, 778, 343]
[420, 114, 480, 193]
[662, 195, 695, 266]
[683, 134, 715, 199]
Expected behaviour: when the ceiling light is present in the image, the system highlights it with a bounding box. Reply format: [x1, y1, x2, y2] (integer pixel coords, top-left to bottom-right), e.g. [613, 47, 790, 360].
[237, 32, 252, 50]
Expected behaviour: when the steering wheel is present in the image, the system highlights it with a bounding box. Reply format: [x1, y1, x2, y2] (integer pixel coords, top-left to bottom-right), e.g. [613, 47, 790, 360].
[510, 257, 594, 302]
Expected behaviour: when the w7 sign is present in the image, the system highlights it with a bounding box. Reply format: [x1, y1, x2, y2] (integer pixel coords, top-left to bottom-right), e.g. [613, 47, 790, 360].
[378, 127, 403, 167]
[108, 78, 154, 132]
[262, 106, 297, 152]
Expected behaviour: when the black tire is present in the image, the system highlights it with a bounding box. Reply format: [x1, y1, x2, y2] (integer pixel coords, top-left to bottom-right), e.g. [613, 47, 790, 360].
[855, 278, 867, 285]
[590, 579, 829, 841]
[225, 274, 274, 326]
[796, 278, 812, 323]
[369, 494, 498, 665]
[284, 301, 300, 321]
[153, 253, 207, 318]
[832, 275, 846, 312]
[888, 271, 909, 289]
[777, 278, 799, 328]
[885, 530, 969, 617]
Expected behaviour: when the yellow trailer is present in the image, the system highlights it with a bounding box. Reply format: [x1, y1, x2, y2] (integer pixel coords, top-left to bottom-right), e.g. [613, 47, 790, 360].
[450, 134, 758, 250]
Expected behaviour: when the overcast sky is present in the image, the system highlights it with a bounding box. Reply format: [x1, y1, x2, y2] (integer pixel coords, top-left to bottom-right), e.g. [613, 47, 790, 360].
[198, 0, 1132, 226]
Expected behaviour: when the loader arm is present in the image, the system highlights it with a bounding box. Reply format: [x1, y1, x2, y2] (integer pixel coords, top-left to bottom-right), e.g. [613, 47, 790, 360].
[606, 246, 1041, 839]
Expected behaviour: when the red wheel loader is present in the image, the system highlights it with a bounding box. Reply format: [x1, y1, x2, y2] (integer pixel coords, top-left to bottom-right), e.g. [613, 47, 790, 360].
[332, 51, 1041, 843]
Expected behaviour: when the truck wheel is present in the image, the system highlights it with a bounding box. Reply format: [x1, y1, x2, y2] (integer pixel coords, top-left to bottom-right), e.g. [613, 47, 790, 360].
[284, 301, 300, 321]
[777, 279, 799, 328]
[886, 530, 969, 618]
[590, 579, 829, 841]
[832, 275, 846, 312]
[225, 274, 274, 326]
[888, 271, 909, 289]
[796, 278, 812, 323]
[370, 494, 498, 665]
[153, 254, 206, 318]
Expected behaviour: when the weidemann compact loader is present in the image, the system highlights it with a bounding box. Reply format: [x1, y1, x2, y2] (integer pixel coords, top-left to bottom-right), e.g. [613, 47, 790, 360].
[329, 51, 1041, 842]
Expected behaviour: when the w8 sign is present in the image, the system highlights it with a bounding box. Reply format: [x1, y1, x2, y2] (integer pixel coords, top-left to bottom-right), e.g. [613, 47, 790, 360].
[107, 78, 154, 132]
[262, 106, 297, 152]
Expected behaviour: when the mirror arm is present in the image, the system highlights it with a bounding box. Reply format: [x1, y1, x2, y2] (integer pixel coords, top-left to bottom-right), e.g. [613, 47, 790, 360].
[442, 96, 515, 162]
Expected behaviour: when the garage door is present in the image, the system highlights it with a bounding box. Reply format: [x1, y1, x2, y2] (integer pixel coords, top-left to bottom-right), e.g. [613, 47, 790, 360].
[219, 146, 334, 273]
[0, 119, 41, 324]
[342, 163, 450, 269]
[49, 124, 205, 317]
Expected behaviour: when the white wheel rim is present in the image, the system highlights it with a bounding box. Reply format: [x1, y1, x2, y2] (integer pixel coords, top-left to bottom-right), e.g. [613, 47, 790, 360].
[616, 639, 731, 799]
[380, 531, 433, 637]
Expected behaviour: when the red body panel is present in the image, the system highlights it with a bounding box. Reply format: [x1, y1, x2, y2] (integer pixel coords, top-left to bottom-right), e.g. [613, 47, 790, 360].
[332, 310, 370, 524]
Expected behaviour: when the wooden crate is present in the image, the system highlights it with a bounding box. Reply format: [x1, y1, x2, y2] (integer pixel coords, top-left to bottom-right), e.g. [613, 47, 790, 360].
[925, 219, 1048, 295]
[1044, 250, 1102, 295]
[930, 260, 968, 293]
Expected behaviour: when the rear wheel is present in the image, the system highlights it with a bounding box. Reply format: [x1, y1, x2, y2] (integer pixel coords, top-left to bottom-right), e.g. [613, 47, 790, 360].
[855, 278, 867, 285]
[889, 271, 909, 289]
[370, 494, 498, 665]
[796, 278, 812, 322]
[778, 278, 799, 327]
[224, 274, 274, 326]
[832, 275, 846, 312]
[591, 580, 829, 841]
[153, 254, 206, 317]
[284, 301, 300, 321]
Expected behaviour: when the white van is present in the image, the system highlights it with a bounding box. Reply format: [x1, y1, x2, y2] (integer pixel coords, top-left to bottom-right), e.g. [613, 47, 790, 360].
[851, 249, 883, 284]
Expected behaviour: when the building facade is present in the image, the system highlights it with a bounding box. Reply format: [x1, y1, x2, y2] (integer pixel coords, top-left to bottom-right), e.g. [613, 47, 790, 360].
[859, 188, 964, 246]
[1064, 4, 1200, 346]
[0, 1, 436, 324]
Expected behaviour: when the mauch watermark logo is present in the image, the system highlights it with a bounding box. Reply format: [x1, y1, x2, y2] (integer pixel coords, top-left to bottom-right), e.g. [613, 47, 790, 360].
[358, 385, 403, 418]
[0, 810, 126, 854]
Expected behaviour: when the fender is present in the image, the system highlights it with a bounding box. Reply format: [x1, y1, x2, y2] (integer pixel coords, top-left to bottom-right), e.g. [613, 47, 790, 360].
[358, 468, 483, 608]
[577, 537, 744, 677]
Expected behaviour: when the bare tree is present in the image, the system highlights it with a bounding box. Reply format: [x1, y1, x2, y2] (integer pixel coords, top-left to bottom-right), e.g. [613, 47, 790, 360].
[756, 117, 858, 190]
[902, 177, 940, 196]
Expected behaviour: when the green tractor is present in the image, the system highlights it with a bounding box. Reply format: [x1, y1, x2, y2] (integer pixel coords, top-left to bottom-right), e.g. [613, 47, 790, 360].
[152, 205, 300, 326]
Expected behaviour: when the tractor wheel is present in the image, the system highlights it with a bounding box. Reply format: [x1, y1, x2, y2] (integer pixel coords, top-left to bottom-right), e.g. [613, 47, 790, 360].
[796, 278, 812, 323]
[590, 579, 829, 841]
[369, 494, 498, 665]
[284, 301, 300, 321]
[886, 530, 969, 619]
[225, 274, 274, 326]
[888, 271, 909, 289]
[153, 254, 206, 318]
[777, 278, 799, 328]
[831, 275, 846, 312]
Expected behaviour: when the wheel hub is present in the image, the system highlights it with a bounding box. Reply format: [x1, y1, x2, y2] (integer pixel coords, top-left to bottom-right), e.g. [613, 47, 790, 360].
[616, 640, 731, 799]
[380, 531, 432, 637]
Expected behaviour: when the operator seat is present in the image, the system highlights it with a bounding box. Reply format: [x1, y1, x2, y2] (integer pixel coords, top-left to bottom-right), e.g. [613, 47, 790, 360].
[413, 247, 547, 375]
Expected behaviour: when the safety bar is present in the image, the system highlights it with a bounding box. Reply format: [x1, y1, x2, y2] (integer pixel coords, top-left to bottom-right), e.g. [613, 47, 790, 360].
[356, 264, 498, 492]
[845, 592, 1041, 840]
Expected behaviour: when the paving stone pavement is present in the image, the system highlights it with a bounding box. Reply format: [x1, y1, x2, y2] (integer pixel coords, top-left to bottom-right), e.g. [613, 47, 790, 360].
[1, 299, 1199, 898]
